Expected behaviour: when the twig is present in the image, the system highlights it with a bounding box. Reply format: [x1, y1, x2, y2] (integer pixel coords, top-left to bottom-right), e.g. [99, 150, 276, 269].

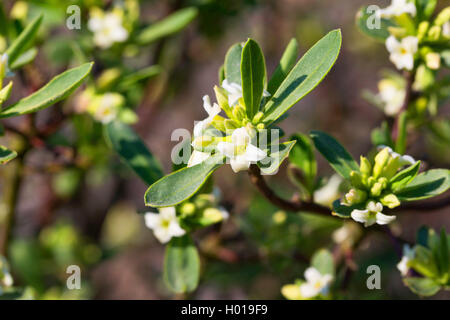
[247, 164, 330, 215]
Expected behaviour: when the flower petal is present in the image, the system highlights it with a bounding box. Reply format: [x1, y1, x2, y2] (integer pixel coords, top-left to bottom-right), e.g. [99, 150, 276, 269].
[244, 144, 267, 162]
[144, 212, 160, 229]
[304, 267, 322, 283]
[230, 155, 250, 172]
[375, 212, 396, 225]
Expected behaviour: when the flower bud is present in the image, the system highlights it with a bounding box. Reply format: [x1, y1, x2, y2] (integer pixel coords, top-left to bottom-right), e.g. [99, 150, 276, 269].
[252, 111, 264, 124]
[435, 8, 450, 26]
[202, 208, 225, 223]
[256, 123, 265, 130]
[360, 156, 372, 176]
[232, 105, 246, 121]
[344, 188, 367, 205]
[0, 81, 13, 106]
[428, 26, 441, 41]
[192, 135, 215, 150]
[370, 182, 383, 197]
[380, 193, 400, 209]
[0, 54, 8, 86]
[194, 194, 214, 210]
[417, 22, 430, 41]
[350, 171, 365, 189]
[97, 68, 122, 90]
[381, 157, 400, 180]
[211, 116, 226, 132]
[425, 52, 441, 70]
[179, 202, 196, 217]
[387, 27, 407, 38]
[224, 119, 239, 131]
[373, 148, 390, 178]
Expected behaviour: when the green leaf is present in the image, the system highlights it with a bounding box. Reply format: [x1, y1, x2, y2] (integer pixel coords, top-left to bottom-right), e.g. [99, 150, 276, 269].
[0, 3, 9, 37]
[137, 7, 198, 45]
[436, 228, 449, 278]
[9, 47, 38, 70]
[289, 133, 316, 191]
[310, 130, 359, 180]
[356, 6, 394, 41]
[0, 81, 13, 107]
[410, 245, 439, 278]
[258, 140, 296, 175]
[415, 0, 437, 21]
[104, 121, 164, 186]
[117, 65, 161, 90]
[390, 161, 421, 192]
[267, 38, 299, 95]
[164, 235, 200, 294]
[311, 249, 335, 276]
[262, 30, 341, 124]
[396, 169, 450, 201]
[241, 39, 266, 119]
[0, 62, 93, 118]
[145, 154, 224, 208]
[0, 145, 17, 164]
[224, 43, 243, 85]
[403, 277, 441, 297]
[6, 15, 42, 65]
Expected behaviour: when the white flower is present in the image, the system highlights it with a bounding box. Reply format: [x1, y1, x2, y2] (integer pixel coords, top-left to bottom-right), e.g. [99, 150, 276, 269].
[443, 22, 450, 38]
[299, 267, 333, 299]
[92, 93, 123, 124]
[377, 145, 416, 166]
[144, 207, 186, 244]
[386, 36, 418, 71]
[188, 150, 211, 167]
[88, 9, 129, 49]
[377, 80, 405, 116]
[217, 127, 266, 172]
[222, 79, 270, 107]
[377, 0, 416, 18]
[351, 201, 396, 227]
[397, 244, 415, 276]
[313, 174, 342, 207]
[193, 95, 221, 137]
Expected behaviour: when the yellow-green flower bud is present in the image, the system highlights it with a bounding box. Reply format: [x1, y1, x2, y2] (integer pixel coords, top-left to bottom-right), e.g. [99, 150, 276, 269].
[387, 26, 407, 38]
[194, 194, 214, 210]
[272, 211, 287, 224]
[256, 123, 265, 130]
[367, 176, 376, 188]
[350, 171, 365, 189]
[97, 68, 122, 90]
[202, 208, 224, 224]
[224, 119, 239, 131]
[428, 25, 441, 41]
[0, 81, 13, 106]
[417, 22, 430, 41]
[211, 115, 226, 132]
[214, 85, 233, 118]
[373, 148, 390, 178]
[425, 52, 441, 70]
[192, 135, 215, 150]
[232, 105, 246, 121]
[378, 177, 388, 189]
[252, 111, 264, 124]
[344, 188, 367, 205]
[370, 182, 383, 197]
[11, 1, 28, 20]
[380, 193, 400, 209]
[360, 156, 372, 176]
[179, 202, 196, 217]
[435, 7, 450, 26]
[381, 157, 400, 180]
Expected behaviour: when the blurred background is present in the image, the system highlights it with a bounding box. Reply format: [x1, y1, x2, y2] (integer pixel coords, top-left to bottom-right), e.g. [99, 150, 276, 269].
[0, 0, 448, 299]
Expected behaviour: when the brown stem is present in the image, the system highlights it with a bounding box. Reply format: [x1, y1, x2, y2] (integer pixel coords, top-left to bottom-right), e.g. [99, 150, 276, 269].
[247, 164, 330, 215]
[0, 153, 25, 257]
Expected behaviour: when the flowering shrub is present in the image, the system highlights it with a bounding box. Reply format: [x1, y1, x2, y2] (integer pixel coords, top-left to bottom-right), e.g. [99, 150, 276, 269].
[0, 0, 449, 300]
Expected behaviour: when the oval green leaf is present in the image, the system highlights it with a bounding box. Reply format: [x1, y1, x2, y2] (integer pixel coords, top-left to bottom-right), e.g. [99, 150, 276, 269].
[396, 169, 450, 201]
[262, 29, 342, 125]
[145, 154, 224, 208]
[104, 121, 164, 186]
[0, 62, 93, 118]
[310, 130, 359, 180]
[164, 235, 200, 294]
[224, 43, 243, 85]
[241, 38, 266, 119]
[6, 15, 42, 65]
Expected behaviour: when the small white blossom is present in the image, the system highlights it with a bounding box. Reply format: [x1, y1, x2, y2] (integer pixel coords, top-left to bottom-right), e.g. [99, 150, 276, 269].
[222, 79, 270, 107]
[188, 150, 211, 167]
[377, 0, 416, 18]
[351, 201, 396, 227]
[377, 80, 405, 116]
[386, 36, 418, 71]
[377, 145, 416, 166]
[217, 127, 266, 173]
[88, 9, 129, 49]
[92, 93, 123, 124]
[193, 95, 221, 137]
[299, 267, 333, 299]
[313, 174, 342, 207]
[144, 207, 186, 244]
[397, 244, 415, 276]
